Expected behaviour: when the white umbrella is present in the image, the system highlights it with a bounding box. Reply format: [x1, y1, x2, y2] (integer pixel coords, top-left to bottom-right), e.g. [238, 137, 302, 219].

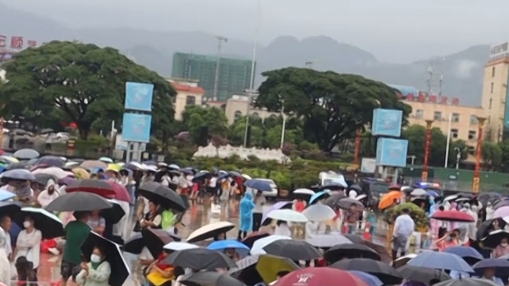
[302, 204, 336, 222]
[64, 161, 79, 168]
[241, 174, 252, 180]
[410, 188, 427, 197]
[163, 241, 199, 251]
[305, 234, 352, 248]
[168, 164, 180, 170]
[251, 235, 291, 255]
[267, 209, 308, 223]
[186, 221, 235, 243]
[355, 194, 367, 201]
[444, 195, 458, 202]
[99, 157, 113, 163]
[293, 188, 314, 196]
[393, 253, 417, 268]
[32, 167, 68, 179]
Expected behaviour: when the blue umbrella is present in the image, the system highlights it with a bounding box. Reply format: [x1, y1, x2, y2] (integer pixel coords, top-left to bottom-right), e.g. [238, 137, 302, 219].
[0, 190, 15, 201]
[1, 169, 36, 181]
[244, 179, 272, 192]
[408, 251, 474, 273]
[34, 156, 64, 168]
[473, 258, 509, 277]
[443, 246, 483, 264]
[310, 190, 330, 204]
[427, 190, 439, 197]
[348, 271, 382, 286]
[207, 239, 250, 257]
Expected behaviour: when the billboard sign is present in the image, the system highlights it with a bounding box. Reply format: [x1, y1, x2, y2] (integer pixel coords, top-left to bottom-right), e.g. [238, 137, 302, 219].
[376, 138, 408, 167]
[122, 113, 152, 143]
[491, 42, 509, 59]
[360, 158, 376, 173]
[371, 108, 403, 137]
[125, 82, 154, 111]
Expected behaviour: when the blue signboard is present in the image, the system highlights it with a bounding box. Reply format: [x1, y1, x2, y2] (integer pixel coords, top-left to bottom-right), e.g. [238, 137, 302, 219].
[122, 113, 152, 143]
[372, 108, 403, 137]
[376, 138, 408, 167]
[125, 82, 154, 111]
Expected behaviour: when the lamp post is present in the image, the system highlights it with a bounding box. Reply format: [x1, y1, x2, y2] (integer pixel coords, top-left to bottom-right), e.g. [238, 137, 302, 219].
[472, 116, 486, 193]
[422, 119, 434, 182]
[407, 155, 416, 165]
[354, 130, 362, 165]
[454, 146, 461, 170]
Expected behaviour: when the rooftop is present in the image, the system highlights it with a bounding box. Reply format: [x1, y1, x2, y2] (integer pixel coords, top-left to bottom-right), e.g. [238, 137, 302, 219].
[171, 82, 205, 94]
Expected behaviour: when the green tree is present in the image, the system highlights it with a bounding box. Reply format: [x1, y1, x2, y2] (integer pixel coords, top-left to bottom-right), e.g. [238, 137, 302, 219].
[448, 139, 469, 168]
[482, 141, 502, 169]
[499, 140, 509, 171]
[402, 124, 447, 166]
[255, 67, 411, 152]
[229, 117, 264, 146]
[0, 41, 175, 139]
[181, 105, 228, 144]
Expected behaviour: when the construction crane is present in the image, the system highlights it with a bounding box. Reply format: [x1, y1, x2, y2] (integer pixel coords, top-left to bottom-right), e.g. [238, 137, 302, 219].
[213, 35, 228, 100]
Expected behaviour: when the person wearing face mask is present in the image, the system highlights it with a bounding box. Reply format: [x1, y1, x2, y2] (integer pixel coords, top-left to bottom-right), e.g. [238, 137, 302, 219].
[493, 238, 509, 258]
[75, 246, 111, 286]
[436, 229, 461, 251]
[15, 216, 42, 285]
[37, 179, 60, 208]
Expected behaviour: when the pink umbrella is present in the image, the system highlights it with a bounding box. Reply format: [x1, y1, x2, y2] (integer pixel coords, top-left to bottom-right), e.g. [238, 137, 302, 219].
[105, 180, 131, 203]
[494, 206, 509, 218]
[262, 201, 292, 223]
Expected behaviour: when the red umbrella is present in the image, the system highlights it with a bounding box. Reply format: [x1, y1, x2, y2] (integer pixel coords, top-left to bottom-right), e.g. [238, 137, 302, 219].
[105, 180, 131, 203]
[273, 267, 367, 286]
[66, 179, 116, 198]
[431, 210, 475, 222]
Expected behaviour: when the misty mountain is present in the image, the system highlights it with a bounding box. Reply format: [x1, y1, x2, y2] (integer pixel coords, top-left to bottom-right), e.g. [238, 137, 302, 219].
[0, 2, 489, 106]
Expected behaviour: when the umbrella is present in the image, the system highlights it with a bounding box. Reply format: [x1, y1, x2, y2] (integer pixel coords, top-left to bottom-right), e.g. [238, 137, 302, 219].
[122, 233, 143, 254]
[34, 156, 64, 168]
[13, 149, 39, 160]
[443, 246, 483, 264]
[192, 171, 210, 182]
[324, 193, 347, 210]
[266, 209, 308, 223]
[100, 199, 125, 224]
[293, 188, 314, 196]
[5, 162, 27, 170]
[163, 248, 236, 270]
[0, 201, 22, 218]
[33, 173, 58, 186]
[105, 181, 131, 203]
[397, 265, 450, 284]
[342, 234, 365, 244]
[263, 239, 321, 261]
[251, 235, 291, 255]
[262, 201, 292, 224]
[407, 251, 474, 272]
[244, 179, 272, 192]
[272, 267, 368, 286]
[331, 258, 403, 285]
[138, 182, 186, 212]
[1, 169, 35, 181]
[32, 167, 69, 179]
[142, 228, 175, 258]
[80, 160, 108, 169]
[14, 207, 64, 239]
[305, 234, 352, 248]
[324, 243, 380, 263]
[410, 188, 427, 196]
[479, 192, 502, 205]
[163, 242, 199, 251]
[348, 271, 383, 286]
[229, 255, 263, 286]
[494, 206, 509, 218]
[0, 155, 18, 164]
[427, 190, 439, 197]
[72, 167, 90, 179]
[208, 239, 250, 257]
[482, 230, 509, 248]
[494, 199, 509, 210]
[431, 210, 474, 222]
[0, 190, 15, 202]
[186, 221, 235, 243]
[357, 240, 392, 264]
[58, 177, 77, 186]
[45, 192, 112, 212]
[80, 231, 130, 286]
[433, 278, 499, 286]
[180, 271, 245, 286]
[66, 179, 116, 198]
[255, 254, 300, 284]
[309, 190, 330, 204]
[242, 231, 270, 248]
[477, 219, 497, 240]
[337, 198, 364, 210]
[392, 254, 418, 268]
[378, 191, 402, 209]
[302, 204, 336, 221]
[473, 258, 509, 277]
[99, 157, 113, 163]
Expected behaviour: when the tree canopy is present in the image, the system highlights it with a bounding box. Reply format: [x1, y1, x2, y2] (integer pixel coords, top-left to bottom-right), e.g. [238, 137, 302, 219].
[255, 67, 412, 152]
[0, 41, 176, 139]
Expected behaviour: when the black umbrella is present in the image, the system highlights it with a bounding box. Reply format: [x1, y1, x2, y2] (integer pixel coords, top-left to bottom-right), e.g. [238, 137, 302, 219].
[263, 240, 321, 261]
[330, 258, 403, 285]
[14, 207, 64, 239]
[141, 228, 174, 258]
[34, 156, 65, 168]
[342, 234, 365, 244]
[337, 198, 364, 210]
[433, 278, 500, 286]
[348, 185, 362, 192]
[228, 255, 263, 286]
[482, 230, 509, 249]
[397, 265, 451, 284]
[163, 248, 236, 270]
[6, 162, 29, 170]
[80, 231, 130, 286]
[324, 194, 346, 210]
[324, 243, 380, 263]
[477, 219, 498, 240]
[45, 192, 112, 212]
[181, 271, 246, 286]
[99, 200, 125, 224]
[138, 182, 186, 212]
[34, 173, 58, 186]
[0, 201, 22, 218]
[13, 149, 40, 160]
[122, 233, 143, 254]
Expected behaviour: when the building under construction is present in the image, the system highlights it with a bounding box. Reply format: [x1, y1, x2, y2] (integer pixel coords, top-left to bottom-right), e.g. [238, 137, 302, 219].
[171, 52, 255, 101]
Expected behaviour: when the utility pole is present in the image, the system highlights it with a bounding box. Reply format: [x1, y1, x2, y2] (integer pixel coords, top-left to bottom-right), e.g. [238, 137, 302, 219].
[213, 36, 227, 100]
[305, 61, 313, 69]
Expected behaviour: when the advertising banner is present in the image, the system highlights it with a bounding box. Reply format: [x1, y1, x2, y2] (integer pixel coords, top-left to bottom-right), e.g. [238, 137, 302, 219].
[122, 113, 152, 143]
[375, 138, 408, 167]
[125, 82, 154, 111]
[372, 108, 403, 137]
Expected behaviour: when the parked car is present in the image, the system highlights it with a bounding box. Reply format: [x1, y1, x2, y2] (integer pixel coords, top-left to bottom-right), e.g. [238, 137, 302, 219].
[246, 178, 279, 199]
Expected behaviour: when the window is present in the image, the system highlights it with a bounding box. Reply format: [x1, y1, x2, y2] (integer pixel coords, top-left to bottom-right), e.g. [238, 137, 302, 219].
[468, 146, 475, 155]
[468, 130, 477, 140]
[492, 66, 496, 77]
[185, 95, 196, 106]
[251, 112, 260, 118]
[489, 98, 493, 109]
[451, 113, 460, 122]
[433, 111, 442, 121]
[470, 115, 478, 125]
[415, 109, 424, 119]
[234, 110, 242, 121]
[450, 129, 459, 139]
[491, 82, 494, 93]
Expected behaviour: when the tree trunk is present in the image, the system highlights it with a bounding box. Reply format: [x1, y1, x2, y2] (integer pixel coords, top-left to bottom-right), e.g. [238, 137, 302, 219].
[78, 122, 91, 139]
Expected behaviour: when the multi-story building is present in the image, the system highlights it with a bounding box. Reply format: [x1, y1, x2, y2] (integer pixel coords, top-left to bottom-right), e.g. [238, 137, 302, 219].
[224, 94, 278, 125]
[167, 78, 205, 120]
[171, 52, 255, 101]
[481, 42, 509, 142]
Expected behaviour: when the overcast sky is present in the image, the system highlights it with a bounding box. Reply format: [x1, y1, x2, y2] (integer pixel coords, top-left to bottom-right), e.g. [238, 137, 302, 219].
[3, 0, 508, 63]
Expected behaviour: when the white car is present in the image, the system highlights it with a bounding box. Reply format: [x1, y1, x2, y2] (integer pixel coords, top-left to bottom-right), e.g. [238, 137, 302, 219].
[246, 178, 279, 199]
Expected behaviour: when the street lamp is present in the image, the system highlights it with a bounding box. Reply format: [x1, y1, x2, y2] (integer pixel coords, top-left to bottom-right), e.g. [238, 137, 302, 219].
[454, 146, 461, 170]
[422, 120, 434, 181]
[407, 155, 416, 165]
[472, 116, 486, 193]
